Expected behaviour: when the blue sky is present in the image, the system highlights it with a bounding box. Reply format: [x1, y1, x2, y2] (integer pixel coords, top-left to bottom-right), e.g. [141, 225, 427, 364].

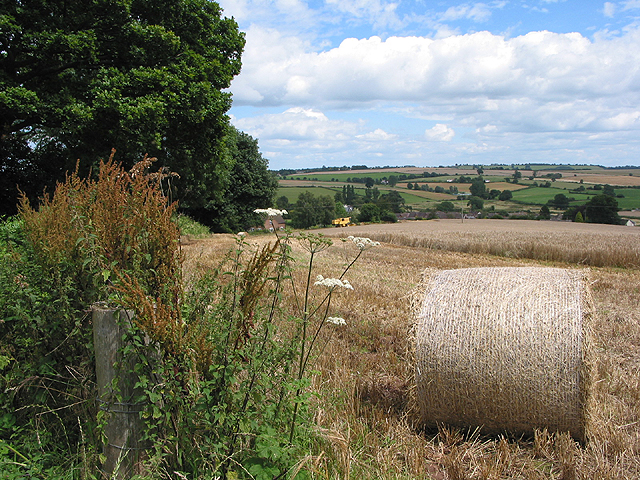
[216, 0, 640, 170]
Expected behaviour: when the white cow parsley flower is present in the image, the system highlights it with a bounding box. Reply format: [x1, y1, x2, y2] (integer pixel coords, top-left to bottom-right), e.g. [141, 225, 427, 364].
[347, 235, 380, 250]
[326, 316, 346, 326]
[314, 275, 354, 290]
[254, 208, 287, 217]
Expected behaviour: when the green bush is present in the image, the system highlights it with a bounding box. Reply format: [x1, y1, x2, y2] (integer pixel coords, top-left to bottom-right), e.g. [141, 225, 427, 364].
[0, 216, 98, 478]
[1, 157, 377, 478]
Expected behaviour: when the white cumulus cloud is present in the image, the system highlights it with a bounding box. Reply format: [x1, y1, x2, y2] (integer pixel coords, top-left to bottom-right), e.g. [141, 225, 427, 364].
[425, 124, 455, 141]
[222, 0, 640, 168]
[357, 128, 397, 141]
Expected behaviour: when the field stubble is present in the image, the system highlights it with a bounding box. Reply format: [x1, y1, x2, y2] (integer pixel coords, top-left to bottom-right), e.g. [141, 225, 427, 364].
[182, 220, 640, 479]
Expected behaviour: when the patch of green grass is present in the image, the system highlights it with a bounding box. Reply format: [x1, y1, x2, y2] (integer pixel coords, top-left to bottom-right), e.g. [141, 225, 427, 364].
[510, 186, 591, 205]
[176, 214, 211, 237]
[277, 186, 342, 202]
[613, 187, 640, 210]
[511, 185, 640, 209]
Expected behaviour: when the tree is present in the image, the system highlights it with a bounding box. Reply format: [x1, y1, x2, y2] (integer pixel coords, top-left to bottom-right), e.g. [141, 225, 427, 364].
[388, 175, 398, 187]
[358, 203, 381, 222]
[334, 201, 348, 218]
[574, 211, 584, 223]
[499, 190, 513, 201]
[380, 210, 397, 223]
[437, 201, 456, 212]
[467, 196, 484, 210]
[1, 0, 245, 217]
[603, 184, 616, 197]
[344, 184, 357, 204]
[378, 190, 405, 213]
[469, 177, 487, 198]
[539, 205, 551, 220]
[291, 191, 318, 229]
[489, 189, 501, 199]
[276, 195, 291, 211]
[206, 128, 278, 232]
[585, 194, 621, 225]
[513, 169, 522, 183]
[290, 192, 336, 228]
[317, 195, 336, 226]
[549, 193, 570, 209]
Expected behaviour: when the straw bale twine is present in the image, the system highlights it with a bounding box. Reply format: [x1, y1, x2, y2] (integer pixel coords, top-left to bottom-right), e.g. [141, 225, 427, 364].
[412, 267, 592, 440]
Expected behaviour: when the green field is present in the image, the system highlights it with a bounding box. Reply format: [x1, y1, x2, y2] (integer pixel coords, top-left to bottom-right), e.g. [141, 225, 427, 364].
[510, 185, 640, 209]
[511, 186, 591, 205]
[277, 186, 341, 202]
[613, 187, 640, 210]
[278, 184, 460, 210]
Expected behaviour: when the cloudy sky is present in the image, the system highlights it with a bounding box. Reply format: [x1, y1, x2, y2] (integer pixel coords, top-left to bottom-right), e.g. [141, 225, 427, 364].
[217, 0, 640, 170]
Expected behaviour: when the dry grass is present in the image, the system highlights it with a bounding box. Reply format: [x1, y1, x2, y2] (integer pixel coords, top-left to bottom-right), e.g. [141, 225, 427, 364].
[317, 219, 640, 268]
[181, 223, 640, 479]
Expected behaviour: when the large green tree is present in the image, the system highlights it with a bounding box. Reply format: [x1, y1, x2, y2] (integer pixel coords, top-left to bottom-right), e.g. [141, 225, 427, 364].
[203, 128, 278, 232]
[585, 194, 621, 225]
[290, 191, 318, 229]
[469, 177, 487, 198]
[290, 192, 337, 229]
[1, 0, 245, 216]
[549, 193, 570, 209]
[378, 190, 405, 213]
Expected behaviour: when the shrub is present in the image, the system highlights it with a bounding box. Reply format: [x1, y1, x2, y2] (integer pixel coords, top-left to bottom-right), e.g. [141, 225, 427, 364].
[2, 158, 378, 478]
[380, 210, 398, 223]
[1, 150, 181, 476]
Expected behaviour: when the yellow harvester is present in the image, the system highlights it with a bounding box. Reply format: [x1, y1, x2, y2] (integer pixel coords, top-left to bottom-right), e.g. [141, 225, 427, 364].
[332, 217, 351, 227]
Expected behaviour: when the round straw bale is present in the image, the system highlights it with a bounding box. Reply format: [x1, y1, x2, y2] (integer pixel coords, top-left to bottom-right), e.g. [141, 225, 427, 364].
[412, 267, 592, 440]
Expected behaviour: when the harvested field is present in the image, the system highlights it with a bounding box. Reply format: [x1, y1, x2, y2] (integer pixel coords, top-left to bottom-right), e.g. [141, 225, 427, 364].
[317, 219, 640, 268]
[557, 174, 640, 187]
[182, 223, 640, 479]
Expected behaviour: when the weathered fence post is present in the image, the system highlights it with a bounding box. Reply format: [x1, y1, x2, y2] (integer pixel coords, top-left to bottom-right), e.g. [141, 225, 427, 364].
[92, 303, 148, 479]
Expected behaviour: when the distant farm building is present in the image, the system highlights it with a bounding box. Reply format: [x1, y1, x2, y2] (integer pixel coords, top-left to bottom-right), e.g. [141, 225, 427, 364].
[265, 215, 286, 231]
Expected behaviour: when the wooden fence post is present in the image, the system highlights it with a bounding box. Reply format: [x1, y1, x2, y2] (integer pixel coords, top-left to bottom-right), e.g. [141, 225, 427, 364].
[92, 303, 148, 479]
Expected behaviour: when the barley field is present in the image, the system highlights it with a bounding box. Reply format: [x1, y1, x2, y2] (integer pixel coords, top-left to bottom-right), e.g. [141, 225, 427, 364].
[182, 219, 640, 479]
[317, 219, 640, 269]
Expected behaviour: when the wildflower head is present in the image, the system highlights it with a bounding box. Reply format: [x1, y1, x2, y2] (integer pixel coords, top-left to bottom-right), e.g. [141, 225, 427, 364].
[347, 235, 380, 250]
[326, 316, 346, 326]
[314, 275, 353, 290]
[254, 208, 287, 217]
